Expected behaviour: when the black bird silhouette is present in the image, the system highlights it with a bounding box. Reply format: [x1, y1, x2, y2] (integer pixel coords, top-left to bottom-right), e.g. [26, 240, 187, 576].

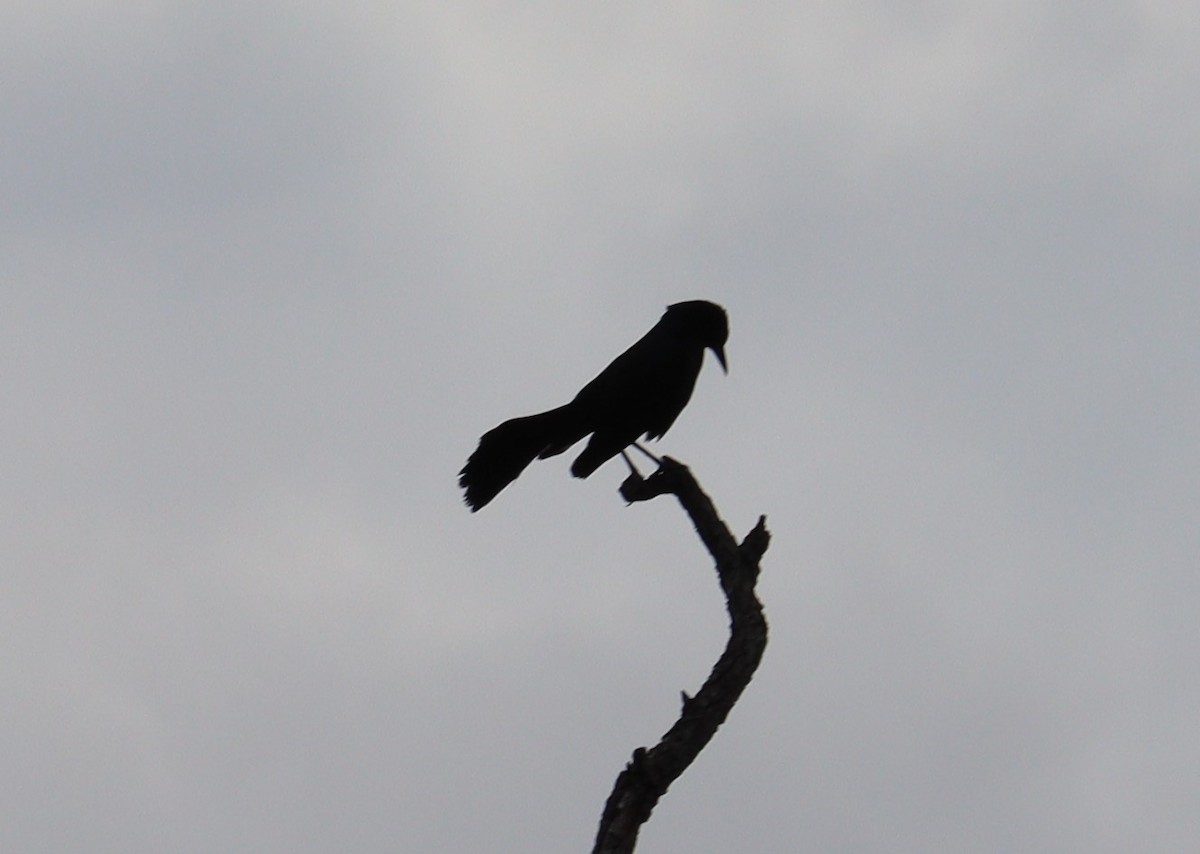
[459, 300, 729, 511]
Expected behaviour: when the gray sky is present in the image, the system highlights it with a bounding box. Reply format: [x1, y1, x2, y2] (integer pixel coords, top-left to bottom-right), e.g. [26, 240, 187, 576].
[5, 2, 1198, 851]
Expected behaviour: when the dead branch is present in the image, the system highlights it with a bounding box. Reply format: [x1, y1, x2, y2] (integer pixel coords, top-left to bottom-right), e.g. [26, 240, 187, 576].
[592, 457, 770, 854]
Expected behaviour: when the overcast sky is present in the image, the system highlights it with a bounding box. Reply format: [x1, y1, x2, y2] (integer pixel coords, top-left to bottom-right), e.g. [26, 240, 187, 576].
[4, 2, 1198, 852]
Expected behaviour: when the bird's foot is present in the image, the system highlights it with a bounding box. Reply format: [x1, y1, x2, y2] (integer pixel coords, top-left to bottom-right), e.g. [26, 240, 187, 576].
[619, 444, 663, 498]
[620, 455, 685, 504]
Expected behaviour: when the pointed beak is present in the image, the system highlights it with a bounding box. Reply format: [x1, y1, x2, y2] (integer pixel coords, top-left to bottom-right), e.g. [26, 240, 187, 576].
[711, 344, 728, 374]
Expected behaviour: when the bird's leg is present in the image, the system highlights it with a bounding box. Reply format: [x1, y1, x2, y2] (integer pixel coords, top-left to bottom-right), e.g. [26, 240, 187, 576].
[631, 442, 662, 466]
[618, 449, 650, 504]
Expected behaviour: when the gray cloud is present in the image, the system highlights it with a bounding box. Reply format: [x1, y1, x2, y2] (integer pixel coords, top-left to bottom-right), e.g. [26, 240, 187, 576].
[4, 2, 1198, 851]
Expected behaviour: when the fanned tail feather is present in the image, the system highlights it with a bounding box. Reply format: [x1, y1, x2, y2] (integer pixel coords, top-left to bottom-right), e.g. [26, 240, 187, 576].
[458, 406, 585, 510]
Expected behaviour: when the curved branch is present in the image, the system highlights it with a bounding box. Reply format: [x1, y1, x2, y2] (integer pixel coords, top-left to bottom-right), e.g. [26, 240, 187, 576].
[592, 457, 770, 854]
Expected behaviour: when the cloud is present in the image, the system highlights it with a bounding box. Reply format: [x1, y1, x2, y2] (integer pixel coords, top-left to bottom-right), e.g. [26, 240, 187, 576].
[4, 3, 1198, 851]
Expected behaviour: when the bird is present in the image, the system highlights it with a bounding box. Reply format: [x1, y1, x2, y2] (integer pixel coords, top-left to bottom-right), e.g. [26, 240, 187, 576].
[459, 300, 728, 511]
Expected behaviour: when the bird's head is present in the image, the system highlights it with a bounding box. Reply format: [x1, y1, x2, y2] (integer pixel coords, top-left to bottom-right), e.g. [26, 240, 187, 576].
[667, 300, 728, 373]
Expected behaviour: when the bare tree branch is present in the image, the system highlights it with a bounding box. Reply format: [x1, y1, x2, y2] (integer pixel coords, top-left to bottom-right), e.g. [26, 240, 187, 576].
[592, 457, 770, 854]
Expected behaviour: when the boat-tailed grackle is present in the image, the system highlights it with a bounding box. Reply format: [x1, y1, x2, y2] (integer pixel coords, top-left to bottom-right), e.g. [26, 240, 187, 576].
[459, 300, 728, 510]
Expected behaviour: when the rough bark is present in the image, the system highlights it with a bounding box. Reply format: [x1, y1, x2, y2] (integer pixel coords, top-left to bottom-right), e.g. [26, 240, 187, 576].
[592, 456, 770, 854]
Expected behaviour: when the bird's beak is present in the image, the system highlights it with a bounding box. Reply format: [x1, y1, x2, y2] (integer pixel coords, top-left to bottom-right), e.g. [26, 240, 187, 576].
[711, 345, 728, 374]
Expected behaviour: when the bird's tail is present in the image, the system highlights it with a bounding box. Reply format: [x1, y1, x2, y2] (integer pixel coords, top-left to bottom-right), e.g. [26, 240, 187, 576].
[458, 405, 587, 511]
